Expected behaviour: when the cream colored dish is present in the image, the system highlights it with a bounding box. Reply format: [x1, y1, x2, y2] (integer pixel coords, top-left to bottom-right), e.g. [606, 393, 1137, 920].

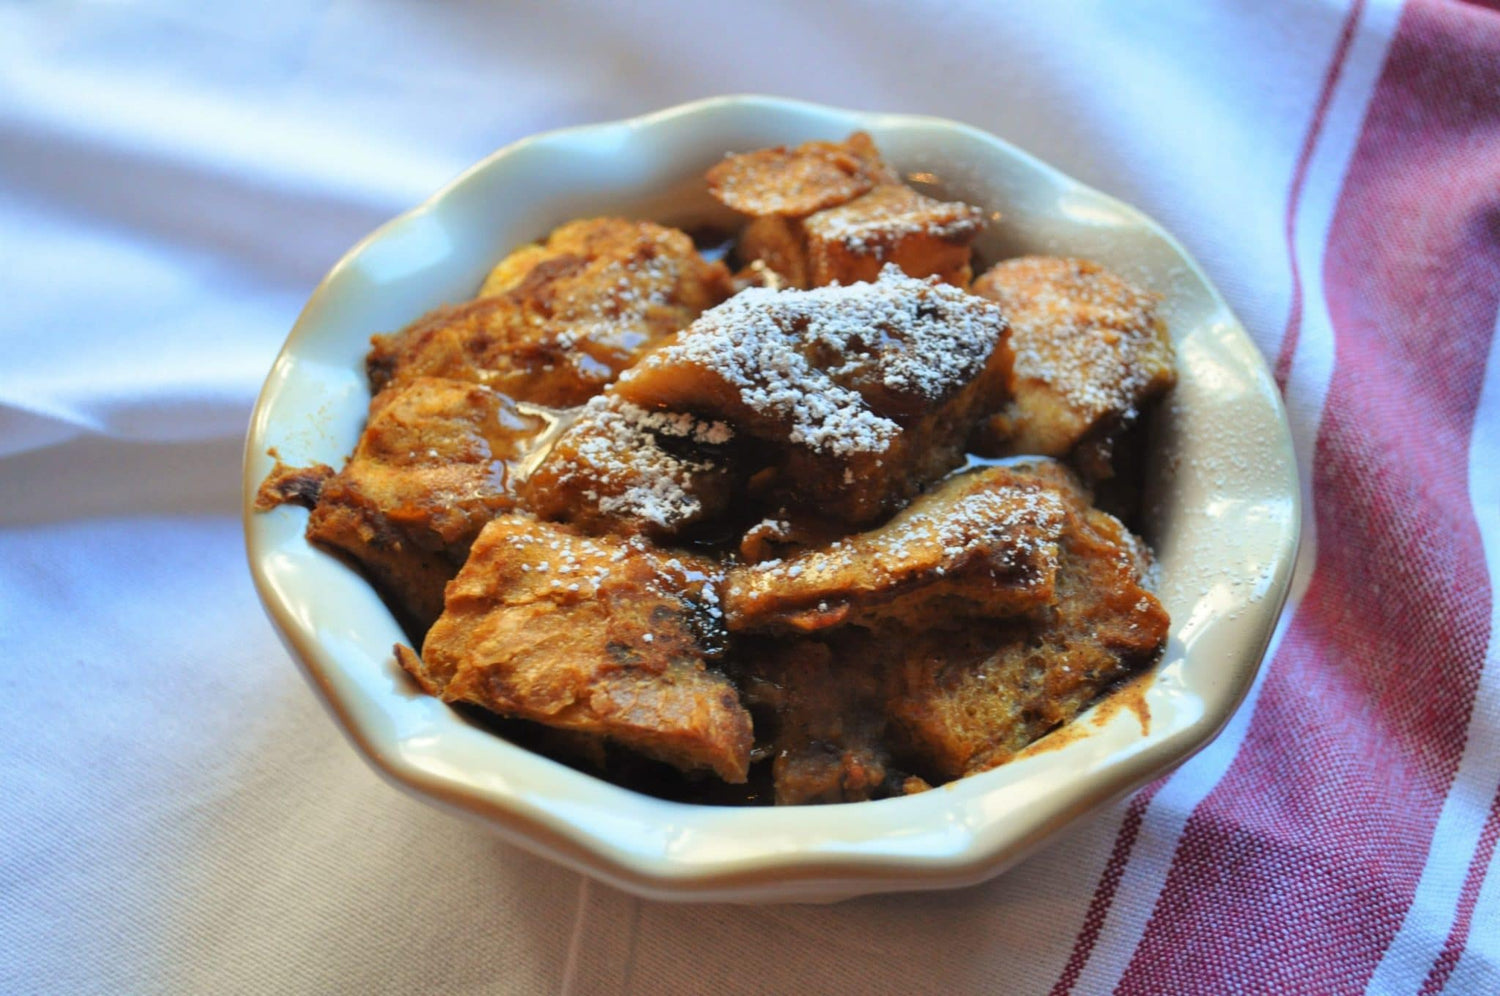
[242, 95, 1298, 903]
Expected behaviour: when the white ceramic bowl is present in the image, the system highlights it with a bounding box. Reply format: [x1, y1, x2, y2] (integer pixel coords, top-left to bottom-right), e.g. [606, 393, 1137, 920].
[243, 95, 1299, 903]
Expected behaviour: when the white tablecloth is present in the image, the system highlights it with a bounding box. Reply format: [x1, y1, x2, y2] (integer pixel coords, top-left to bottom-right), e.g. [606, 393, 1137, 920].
[4, 2, 1498, 993]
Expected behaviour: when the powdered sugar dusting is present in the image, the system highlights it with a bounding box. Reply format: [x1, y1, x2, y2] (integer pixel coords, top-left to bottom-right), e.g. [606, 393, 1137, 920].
[980, 257, 1173, 419]
[482, 517, 724, 611]
[623, 265, 1006, 457]
[538, 394, 731, 529]
[706, 133, 893, 217]
[621, 401, 735, 446]
[806, 185, 985, 258]
[746, 474, 1066, 589]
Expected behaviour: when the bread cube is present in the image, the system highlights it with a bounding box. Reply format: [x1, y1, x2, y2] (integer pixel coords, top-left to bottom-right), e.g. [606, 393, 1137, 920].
[367, 218, 733, 407]
[613, 266, 1011, 524]
[724, 465, 1068, 634]
[971, 256, 1175, 471]
[270, 377, 544, 631]
[707, 131, 896, 217]
[400, 517, 752, 781]
[523, 393, 738, 539]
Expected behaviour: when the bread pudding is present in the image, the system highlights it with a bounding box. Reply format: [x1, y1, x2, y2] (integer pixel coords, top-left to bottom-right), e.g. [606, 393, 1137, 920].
[258, 132, 1176, 805]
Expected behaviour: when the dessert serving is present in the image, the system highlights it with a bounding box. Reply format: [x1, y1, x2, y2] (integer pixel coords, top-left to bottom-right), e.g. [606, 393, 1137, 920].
[258, 132, 1178, 806]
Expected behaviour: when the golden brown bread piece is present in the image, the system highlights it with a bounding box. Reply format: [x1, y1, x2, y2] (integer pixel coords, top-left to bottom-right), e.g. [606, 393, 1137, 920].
[801, 184, 986, 288]
[971, 257, 1175, 473]
[738, 638, 896, 805]
[522, 393, 739, 539]
[734, 461, 1166, 800]
[883, 463, 1169, 780]
[739, 185, 985, 291]
[402, 517, 753, 782]
[255, 458, 334, 512]
[714, 132, 984, 291]
[724, 465, 1068, 635]
[707, 132, 897, 217]
[613, 266, 1012, 524]
[736, 218, 811, 288]
[281, 377, 543, 631]
[366, 218, 733, 407]
[476, 243, 552, 299]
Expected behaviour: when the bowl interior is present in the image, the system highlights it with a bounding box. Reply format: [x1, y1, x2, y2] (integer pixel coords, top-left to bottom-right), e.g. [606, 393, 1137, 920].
[243, 96, 1298, 903]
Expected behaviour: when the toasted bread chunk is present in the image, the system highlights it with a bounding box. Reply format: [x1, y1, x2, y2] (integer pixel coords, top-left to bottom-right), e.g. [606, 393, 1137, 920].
[737, 216, 811, 288]
[715, 132, 986, 290]
[735, 462, 1166, 792]
[724, 465, 1068, 634]
[883, 464, 1169, 780]
[738, 185, 985, 290]
[476, 243, 553, 299]
[523, 393, 738, 539]
[255, 458, 334, 512]
[802, 184, 986, 288]
[300, 378, 543, 630]
[613, 266, 1011, 523]
[707, 132, 897, 217]
[971, 257, 1175, 467]
[740, 638, 895, 805]
[404, 517, 752, 781]
[367, 218, 733, 407]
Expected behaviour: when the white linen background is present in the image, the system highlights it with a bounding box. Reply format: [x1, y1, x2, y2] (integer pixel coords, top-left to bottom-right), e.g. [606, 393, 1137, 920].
[0, 2, 1362, 993]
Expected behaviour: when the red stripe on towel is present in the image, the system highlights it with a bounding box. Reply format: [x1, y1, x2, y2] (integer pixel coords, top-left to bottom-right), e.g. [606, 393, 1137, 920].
[1116, 1, 1500, 991]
